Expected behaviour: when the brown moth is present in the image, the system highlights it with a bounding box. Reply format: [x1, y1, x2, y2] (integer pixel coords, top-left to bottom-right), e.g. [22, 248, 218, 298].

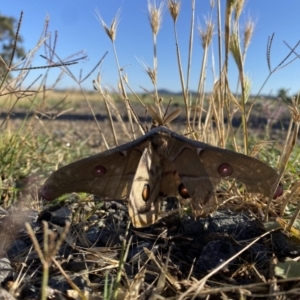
[41, 114, 282, 228]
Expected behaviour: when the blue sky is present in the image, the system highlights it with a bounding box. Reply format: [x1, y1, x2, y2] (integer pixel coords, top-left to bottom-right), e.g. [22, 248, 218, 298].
[2, 1, 300, 96]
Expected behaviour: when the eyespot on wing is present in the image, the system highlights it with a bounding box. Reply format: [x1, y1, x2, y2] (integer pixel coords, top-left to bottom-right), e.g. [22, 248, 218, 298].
[178, 183, 190, 199]
[273, 183, 283, 199]
[92, 165, 106, 177]
[40, 184, 56, 201]
[218, 163, 233, 177]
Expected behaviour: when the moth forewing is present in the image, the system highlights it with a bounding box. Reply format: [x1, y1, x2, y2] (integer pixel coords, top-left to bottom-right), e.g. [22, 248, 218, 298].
[128, 146, 163, 228]
[41, 150, 135, 201]
[171, 130, 279, 198]
[197, 147, 278, 197]
[41, 138, 148, 201]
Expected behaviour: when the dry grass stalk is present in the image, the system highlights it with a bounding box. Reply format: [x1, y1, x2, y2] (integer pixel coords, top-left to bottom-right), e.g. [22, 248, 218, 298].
[229, 30, 249, 154]
[264, 97, 300, 220]
[96, 8, 136, 140]
[167, 0, 194, 131]
[194, 16, 214, 133]
[137, 58, 157, 86]
[93, 78, 119, 147]
[112, 223, 132, 299]
[279, 179, 300, 219]
[147, 0, 164, 117]
[284, 182, 300, 231]
[186, 0, 195, 95]
[25, 221, 83, 300]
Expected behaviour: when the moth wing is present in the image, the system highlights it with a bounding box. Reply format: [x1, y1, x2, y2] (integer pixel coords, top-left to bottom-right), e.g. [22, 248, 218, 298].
[170, 132, 278, 214]
[41, 139, 149, 201]
[198, 147, 278, 196]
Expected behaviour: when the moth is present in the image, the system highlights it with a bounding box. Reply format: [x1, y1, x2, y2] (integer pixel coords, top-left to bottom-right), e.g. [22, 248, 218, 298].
[41, 109, 282, 228]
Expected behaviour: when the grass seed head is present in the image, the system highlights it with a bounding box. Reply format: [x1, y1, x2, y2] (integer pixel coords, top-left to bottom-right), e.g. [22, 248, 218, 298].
[288, 97, 300, 123]
[146, 67, 157, 85]
[95, 8, 121, 42]
[148, 0, 164, 36]
[167, 0, 181, 23]
[227, 0, 238, 11]
[198, 17, 214, 49]
[235, 0, 245, 21]
[137, 58, 157, 84]
[229, 31, 242, 71]
[243, 18, 255, 52]
[243, 75, 251, 102]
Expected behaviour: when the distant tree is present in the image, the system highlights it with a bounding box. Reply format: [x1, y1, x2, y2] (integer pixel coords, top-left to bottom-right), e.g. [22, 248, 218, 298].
[0, 13, 25, 72]
[277, 88, 293, 104]
[277, 88, 289, 100]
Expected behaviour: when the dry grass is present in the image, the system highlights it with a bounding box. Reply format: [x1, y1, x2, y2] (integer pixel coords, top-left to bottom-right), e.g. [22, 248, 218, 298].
[1, 1, 300, 299]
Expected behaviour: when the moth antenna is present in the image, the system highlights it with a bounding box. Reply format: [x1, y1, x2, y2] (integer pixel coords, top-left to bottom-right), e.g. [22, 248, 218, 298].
[158, 96, 164, 117]
[147, 104, 164, 126]
[126, 98, 146, 133]
[163, 108, 182, 125]
[162, 98, 172, 120]
[144, 108, 150, 132]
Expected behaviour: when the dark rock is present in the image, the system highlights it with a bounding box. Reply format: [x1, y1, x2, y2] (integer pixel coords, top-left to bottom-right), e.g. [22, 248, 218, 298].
[127, 241, 154, 262]
[0, 258, 14, 284]
[196, 240, 237, 272]
[182, 210, 265, 241]
[272, 232, 300, 257]
[19, 283, 38, 300]
[48, 274, 92, 293]
[7, 240, 28, 258]
[88, 214, 99, 222]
